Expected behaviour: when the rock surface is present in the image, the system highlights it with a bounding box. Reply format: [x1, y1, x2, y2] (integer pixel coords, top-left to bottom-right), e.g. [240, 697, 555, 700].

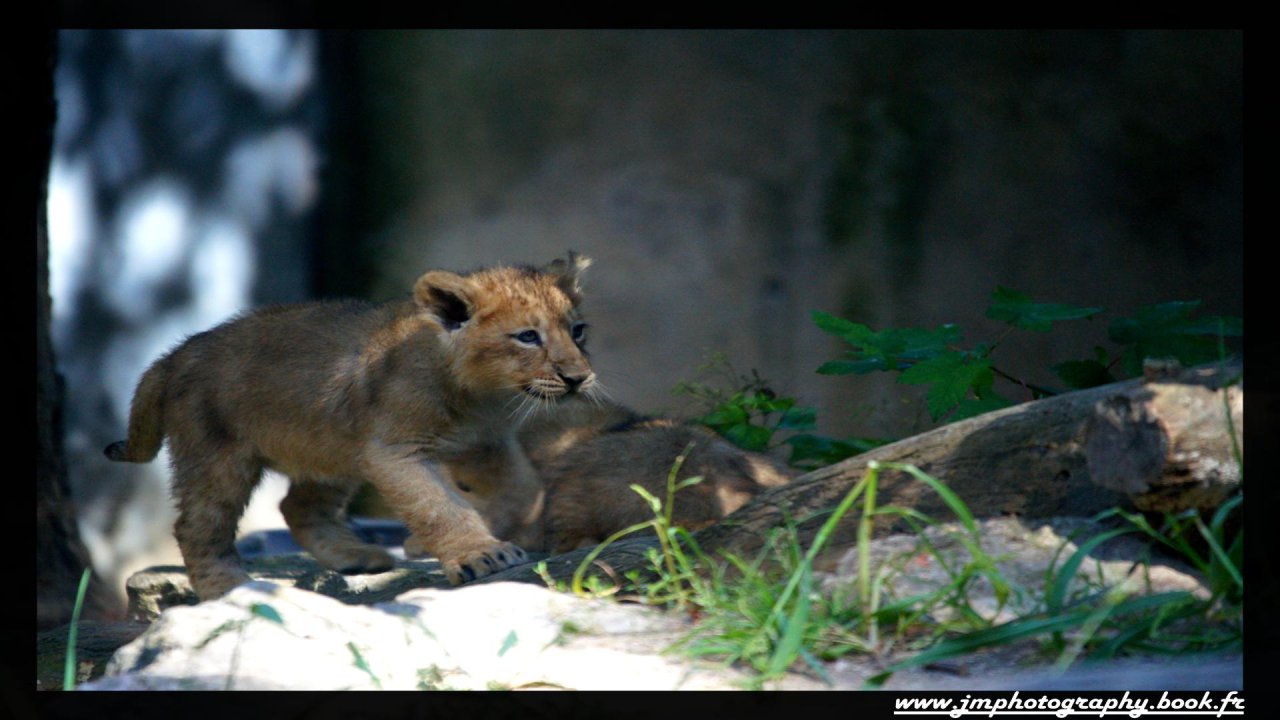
[63, 515, 1240, 691]
[122, 552, 454, 623]
[86, 580, 747, 690]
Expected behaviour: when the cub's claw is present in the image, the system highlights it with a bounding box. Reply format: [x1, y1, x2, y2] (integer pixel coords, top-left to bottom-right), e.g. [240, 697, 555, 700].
[402, 534, 529, 584]
[440, 541, 529, 585]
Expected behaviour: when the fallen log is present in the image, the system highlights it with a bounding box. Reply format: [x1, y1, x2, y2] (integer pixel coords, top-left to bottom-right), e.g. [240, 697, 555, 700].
[699, 357, 1242, 561]
[487, 358, 1242, 586]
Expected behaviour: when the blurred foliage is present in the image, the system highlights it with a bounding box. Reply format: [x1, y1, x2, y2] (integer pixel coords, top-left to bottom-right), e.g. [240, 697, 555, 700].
[680, 288, 1240, 468]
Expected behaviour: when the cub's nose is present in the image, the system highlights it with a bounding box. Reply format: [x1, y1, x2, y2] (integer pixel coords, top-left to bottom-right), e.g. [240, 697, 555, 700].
[559, 371, 591, 394]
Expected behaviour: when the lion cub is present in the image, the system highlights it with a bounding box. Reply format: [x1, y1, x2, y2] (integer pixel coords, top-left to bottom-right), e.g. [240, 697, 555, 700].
[441, 399, 797, 554]
[106, 253, 596, 599]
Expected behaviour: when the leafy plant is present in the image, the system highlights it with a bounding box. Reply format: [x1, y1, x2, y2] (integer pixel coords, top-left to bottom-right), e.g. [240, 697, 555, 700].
[1106, 300, 1243, 378]
[673, 353, 887, 469]
[815, 289, 1241, 424]
[673, 356, 816, 452]
[680, 292, 1238, 472]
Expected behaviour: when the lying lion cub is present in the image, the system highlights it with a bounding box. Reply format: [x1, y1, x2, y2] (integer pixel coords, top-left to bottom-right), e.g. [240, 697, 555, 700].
[439, 399, 797, 554]
[105, 253, 596, 599]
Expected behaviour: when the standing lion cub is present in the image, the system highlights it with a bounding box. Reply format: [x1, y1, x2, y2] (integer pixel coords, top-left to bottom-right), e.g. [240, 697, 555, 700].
[105, 252, 595, 599]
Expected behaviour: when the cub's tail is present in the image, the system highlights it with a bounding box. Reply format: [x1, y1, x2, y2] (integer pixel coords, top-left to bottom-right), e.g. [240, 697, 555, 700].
[104, 358, 169, 463]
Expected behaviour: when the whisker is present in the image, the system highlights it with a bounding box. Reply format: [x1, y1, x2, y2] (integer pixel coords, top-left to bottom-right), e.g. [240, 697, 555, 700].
[588, 370, 642, 395]
[587, 379, 613, 407]
[510, 393, 534, 423]
[502, 385, 530, 413]
[534, 396, 548, 421]
[524, 392, 545, 426]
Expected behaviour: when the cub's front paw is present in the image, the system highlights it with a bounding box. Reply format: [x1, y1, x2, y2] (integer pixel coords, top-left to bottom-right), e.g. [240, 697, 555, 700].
[442, 542, 529, 585]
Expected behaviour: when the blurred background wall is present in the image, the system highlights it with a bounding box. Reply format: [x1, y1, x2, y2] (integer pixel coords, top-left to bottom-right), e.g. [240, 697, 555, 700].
[44, 29, 1242, 605]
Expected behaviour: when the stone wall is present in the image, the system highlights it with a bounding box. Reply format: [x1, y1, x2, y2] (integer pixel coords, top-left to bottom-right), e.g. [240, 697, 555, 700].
[335, 29, 1242, 442]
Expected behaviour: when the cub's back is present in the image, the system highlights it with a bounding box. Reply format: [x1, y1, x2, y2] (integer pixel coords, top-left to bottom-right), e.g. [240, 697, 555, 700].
[162, 299, 437, 442]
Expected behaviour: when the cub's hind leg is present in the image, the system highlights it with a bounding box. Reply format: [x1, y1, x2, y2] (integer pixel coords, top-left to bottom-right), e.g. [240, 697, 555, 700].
[279, 480, 394, 574]
[169, 442, 262, 601]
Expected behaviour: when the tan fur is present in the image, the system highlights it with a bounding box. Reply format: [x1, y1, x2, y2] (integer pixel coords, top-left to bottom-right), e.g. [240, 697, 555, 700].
[440, 399, 797, 554]
[106, 253, 596, 599]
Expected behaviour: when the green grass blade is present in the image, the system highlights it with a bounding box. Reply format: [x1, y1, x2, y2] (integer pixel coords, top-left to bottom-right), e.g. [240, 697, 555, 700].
[571, 520, 654, 596]
[63, 568, 92, 691]
[347, 641, 383, 689]
[888, 611, 1090, 673]
[1196, 515, 1243, 592]
[1052, 583, 1134, 672]
[1045, 527, 1135, 615]
[765, 566, 812, 677]
[884, 462, 979, 537]
[856, 463, 877, 608]
[736, 467, 872, 669]
[1090, 592, 1203, 658]
[776, 468, 871, 606]
[1208, 494, 1242, 535]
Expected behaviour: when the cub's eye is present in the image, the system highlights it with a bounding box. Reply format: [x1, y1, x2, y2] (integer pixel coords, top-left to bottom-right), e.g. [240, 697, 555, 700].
[512, 329, 542, 346]
[570, 322, 588, 343]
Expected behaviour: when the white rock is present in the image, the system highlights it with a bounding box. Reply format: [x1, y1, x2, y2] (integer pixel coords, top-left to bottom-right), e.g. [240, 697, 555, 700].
[86, 579, 761, 691]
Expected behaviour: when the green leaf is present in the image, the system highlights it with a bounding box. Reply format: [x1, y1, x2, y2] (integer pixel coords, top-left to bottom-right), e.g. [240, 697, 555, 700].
[785, 434, 884, 467]
[985, 286, 1103, 332]
[1052, 359, 1117, 390]
[498, 630, 519, 657]
[898, 352, 993, 421]
[724, 423, 772, 452]
[250, 603, 284, 625]
[950, 393, 1014, 421]
[816, 359, 884, 375]
[812, 311, 875, 345]
[629, 484, 662, 514]
[1108, 301, 1242, 377]
[697, 404, 749, 429]
[1108, 301, 1201, 343]
[776, 406, 817, 431]
[675, 475, 705, 491]
[813, 311, 961, 375]
[746, 393, 794, 414]
[347, 641, 383, 689]
[1176, 317, 1243, 337]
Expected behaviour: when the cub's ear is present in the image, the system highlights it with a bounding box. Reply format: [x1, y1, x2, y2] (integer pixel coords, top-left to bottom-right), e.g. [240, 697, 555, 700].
[414, 271, 476, 331]
[541, 250, 593, 305]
